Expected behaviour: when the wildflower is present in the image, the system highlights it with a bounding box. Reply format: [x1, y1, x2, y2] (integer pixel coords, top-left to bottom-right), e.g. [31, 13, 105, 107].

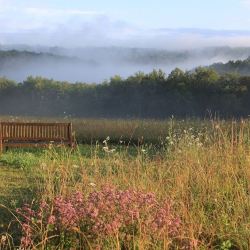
[48, 215, 56, 225]
[40, 201, 48, 209]
[103, 147, 116, 153]
[54, 197, 78, 228]
[16, 185, 181, 247]
[103, 146, 109, 152]
[1, 235, 6, 244]
[21, 236, 33, 248]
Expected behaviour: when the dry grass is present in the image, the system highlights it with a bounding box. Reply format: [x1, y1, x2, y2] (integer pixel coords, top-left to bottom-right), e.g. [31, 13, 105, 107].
[0, 115, 210, 143]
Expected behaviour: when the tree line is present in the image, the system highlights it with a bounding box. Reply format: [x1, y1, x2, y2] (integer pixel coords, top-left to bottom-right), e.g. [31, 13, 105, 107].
[210, 57, 250, 76]
[1, 67, 250, 118]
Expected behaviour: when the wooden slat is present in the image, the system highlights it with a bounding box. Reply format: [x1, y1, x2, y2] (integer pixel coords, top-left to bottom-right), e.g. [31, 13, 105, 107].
[0, 122, 73, 145]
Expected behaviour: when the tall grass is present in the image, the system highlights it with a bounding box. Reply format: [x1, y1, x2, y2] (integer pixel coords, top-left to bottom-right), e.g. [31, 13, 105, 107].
[1, 119, 250, 249]
[0, 115, 214, 144]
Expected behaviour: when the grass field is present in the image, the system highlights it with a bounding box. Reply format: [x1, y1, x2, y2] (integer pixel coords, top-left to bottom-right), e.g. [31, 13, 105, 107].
[0, 115, 214, 144]
[1, 117, 250, 249]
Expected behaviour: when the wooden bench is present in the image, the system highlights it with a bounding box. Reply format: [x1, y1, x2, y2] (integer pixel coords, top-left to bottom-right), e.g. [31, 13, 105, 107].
[0, 122, 74, 153]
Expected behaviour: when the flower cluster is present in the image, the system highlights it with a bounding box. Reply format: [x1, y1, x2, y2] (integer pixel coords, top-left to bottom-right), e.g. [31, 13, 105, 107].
[16, 185, 181, 248]
[16, 201, 50, 248]
[102, 136, 116, 153]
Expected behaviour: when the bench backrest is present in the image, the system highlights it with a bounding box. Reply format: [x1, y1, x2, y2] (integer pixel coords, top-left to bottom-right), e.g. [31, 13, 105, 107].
[0, 122, 72, 142]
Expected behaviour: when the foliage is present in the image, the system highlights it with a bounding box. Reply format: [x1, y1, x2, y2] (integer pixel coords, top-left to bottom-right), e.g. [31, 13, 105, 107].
[2, 65, 250, 118]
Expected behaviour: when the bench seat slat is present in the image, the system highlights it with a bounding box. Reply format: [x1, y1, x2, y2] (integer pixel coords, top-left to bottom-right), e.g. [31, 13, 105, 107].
[4, 142, 70, 148]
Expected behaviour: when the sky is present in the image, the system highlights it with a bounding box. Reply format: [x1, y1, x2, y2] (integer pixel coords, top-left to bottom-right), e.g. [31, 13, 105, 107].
[1, 0, 250, 48]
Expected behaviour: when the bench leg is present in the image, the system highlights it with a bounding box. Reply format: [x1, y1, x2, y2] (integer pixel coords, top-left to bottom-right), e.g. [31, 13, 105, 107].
[0, 139, 2, 154]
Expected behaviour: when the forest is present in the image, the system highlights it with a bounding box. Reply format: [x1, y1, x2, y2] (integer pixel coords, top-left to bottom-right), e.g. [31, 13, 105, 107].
[1, 66, 250, 118]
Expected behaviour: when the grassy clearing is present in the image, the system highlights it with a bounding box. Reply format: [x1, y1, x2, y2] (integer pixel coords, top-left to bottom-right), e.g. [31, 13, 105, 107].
[0, 167, 29, 203]
[0, 119, 250, 249]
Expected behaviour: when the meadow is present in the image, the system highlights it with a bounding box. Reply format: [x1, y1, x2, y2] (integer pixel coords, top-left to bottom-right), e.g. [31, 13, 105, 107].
[0, 117, 250, 249]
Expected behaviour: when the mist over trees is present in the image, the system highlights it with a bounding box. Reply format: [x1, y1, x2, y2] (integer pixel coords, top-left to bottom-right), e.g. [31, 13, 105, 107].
[1, 46, 250, 83]
[210, 57, 250, 75]
[1, 67, 250, 118]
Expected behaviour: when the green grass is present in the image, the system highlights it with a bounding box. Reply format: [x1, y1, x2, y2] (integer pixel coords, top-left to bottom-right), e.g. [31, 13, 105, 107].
[0, 166, 35, 238]
[0, 167, 29, 203]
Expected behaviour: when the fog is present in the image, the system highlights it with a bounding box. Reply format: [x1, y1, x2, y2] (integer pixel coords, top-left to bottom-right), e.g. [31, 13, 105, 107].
[1, 45, 250, 83]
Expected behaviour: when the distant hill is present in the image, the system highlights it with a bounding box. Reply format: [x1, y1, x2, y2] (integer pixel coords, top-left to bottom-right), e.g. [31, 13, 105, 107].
[2, 45, 250, 65]
[0, 50, 98, 82]
[0, 49, 84, 65]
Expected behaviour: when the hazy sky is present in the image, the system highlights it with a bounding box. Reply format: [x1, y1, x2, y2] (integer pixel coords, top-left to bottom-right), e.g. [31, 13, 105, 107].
[1, 0, 250, 48]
